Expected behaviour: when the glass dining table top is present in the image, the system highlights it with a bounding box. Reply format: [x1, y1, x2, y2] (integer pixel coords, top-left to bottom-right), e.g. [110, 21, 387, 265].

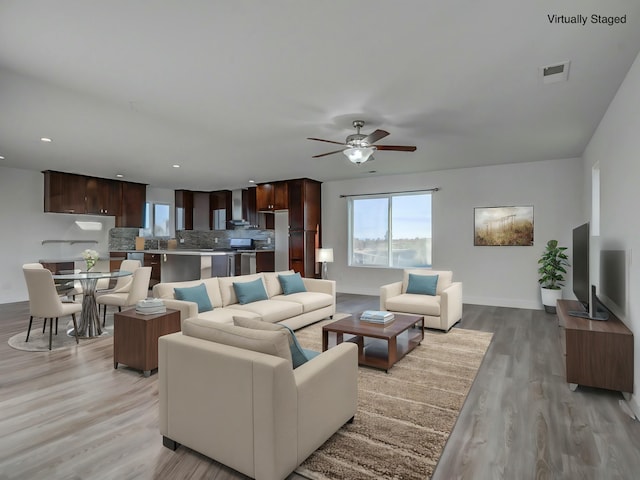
[52, 270, 132, 281]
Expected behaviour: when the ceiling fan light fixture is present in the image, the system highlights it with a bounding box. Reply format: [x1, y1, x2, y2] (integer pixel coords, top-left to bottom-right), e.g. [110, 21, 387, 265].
[344, 146, 375, 165]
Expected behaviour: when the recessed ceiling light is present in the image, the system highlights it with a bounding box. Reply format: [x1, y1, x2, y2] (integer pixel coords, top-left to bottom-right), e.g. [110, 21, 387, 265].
[40, 137, 52, 143]
[0, 155, 4, 160]
[116, 174, 124, 178]
[248, 179, 255, 183]
[172, 164, 180, 168]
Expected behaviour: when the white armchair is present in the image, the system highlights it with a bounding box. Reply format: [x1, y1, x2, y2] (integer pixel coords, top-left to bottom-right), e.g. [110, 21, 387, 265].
[380, 269, 462, 331]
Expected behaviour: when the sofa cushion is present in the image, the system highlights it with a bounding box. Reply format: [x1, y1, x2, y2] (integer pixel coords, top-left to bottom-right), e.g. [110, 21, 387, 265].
[402, 269, 452, 295]
[406, 273, 438, 296]
[278, 272, 307, 295]
[182, 317, 292, 365]
[174, 283, 213, 313]
[273, 291, 333, 313]
[219, 274, 265, 307]
[263, 270, 294, 298]
[232, 299, 303, 323]
[154, 277, 223, 308]
[197, 307, 260, 325]
[385, 293, 441, 317]
[234, 317, 313, 368]
[233, 277, 269, 305]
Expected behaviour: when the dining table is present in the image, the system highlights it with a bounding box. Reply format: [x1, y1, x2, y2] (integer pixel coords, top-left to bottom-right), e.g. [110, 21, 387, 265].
[52, 270, 132, 338]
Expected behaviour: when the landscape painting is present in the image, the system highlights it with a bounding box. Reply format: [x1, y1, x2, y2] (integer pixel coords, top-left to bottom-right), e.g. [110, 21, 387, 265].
[474, 206, 534, 246]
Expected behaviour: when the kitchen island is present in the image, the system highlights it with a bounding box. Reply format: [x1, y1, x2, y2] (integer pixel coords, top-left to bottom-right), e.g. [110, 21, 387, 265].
[111, 249, 274, 283]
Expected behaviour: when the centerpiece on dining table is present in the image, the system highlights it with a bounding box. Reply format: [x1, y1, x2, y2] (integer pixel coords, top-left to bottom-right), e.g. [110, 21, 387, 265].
[81, 249, 99, 272]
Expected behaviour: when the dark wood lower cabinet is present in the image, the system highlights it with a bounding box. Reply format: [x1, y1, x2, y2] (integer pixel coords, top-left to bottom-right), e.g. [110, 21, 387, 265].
[557, 299, 633, 394]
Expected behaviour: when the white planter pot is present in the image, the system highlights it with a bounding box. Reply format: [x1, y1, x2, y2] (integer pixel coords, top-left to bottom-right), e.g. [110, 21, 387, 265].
[540, 287, 563, 313]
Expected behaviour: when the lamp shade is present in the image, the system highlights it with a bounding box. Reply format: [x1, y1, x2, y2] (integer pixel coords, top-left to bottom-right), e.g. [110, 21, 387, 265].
[343, 147, 375, 165]
[316, 248, 334, 263]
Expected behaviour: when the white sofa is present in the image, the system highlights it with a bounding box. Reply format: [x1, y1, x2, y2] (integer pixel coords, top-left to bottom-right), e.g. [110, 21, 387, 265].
[380, 269, 463, 331]
[152, 271, 336, 330]
[159, 317, 358, 480]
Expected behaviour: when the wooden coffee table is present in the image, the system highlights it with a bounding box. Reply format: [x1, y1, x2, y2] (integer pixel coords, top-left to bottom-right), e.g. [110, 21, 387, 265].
[113, 308, 180, 377]
[322, 313, 424, 372]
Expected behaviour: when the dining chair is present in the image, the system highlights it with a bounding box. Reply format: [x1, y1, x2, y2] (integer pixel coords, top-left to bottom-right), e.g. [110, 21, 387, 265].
[97, 266, 152, 326]
[22, 265, 82, 350]
[96, 259, 142, 318]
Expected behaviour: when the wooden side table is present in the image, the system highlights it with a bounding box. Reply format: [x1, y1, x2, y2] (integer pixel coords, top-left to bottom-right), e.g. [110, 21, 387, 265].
[113, 308, 180, 377]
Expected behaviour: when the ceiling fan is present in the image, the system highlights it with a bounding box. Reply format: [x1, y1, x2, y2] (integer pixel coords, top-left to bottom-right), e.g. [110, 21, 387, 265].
[307, 120, 417, 165]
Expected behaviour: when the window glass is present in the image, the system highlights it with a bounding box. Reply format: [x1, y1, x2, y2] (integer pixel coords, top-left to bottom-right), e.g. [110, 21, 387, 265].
[153, 203, 171, 237]
[349, 192, 432, 268]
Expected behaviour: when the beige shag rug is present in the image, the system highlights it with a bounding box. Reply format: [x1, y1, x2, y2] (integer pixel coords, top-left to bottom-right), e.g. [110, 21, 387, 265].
[294, 317, 493, 480]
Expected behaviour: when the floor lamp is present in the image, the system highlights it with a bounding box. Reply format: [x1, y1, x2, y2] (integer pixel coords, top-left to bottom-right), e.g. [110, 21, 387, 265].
[316, 248, 334, 280]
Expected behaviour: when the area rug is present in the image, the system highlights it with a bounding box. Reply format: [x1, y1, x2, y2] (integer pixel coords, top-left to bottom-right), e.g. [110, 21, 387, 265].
[294, 317, 493, 480]
[8, 322, 112, 352]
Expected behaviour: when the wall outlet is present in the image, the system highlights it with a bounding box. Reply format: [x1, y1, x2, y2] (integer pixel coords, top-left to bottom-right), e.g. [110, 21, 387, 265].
[179, 238, 185, 244]
[214, 237, 219, 244]
[267, 237, 271, 244]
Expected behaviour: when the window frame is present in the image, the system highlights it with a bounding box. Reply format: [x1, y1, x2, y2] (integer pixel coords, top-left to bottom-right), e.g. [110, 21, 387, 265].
[348, 191, 432, 269]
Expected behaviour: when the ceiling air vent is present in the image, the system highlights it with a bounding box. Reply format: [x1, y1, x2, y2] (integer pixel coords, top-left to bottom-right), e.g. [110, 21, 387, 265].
[539, 61, 570, 84]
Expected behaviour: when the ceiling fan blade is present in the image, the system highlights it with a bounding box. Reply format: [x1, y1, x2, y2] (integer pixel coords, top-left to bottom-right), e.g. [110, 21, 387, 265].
[363, 129, 390, 144]
[375, 145, 417, 152]
[307, 137, 346, 146]
[312, 149, 345, 158]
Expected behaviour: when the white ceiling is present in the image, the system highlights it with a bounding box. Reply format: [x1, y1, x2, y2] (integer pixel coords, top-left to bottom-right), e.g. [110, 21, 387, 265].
[1, 1, 639, 191]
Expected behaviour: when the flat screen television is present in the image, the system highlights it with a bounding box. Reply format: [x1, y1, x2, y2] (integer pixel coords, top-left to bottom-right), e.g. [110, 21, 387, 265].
[569, 222, 608, 320]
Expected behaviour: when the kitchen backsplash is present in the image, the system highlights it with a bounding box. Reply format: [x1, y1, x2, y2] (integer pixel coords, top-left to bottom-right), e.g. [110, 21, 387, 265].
[109, 228, 274, 251]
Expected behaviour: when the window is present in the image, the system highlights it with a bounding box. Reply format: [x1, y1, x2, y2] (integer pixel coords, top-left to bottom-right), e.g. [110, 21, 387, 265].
[348, 192, 432, 268]
[141, 202, 171, 237]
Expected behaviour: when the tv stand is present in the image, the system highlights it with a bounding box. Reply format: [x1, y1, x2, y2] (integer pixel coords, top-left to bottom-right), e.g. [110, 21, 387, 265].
[557, 300, 633, 394]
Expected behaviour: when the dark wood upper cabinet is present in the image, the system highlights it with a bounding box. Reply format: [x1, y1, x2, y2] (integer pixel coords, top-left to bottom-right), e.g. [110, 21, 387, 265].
[256, 181, 288, 211]
[117, 182, 147, 227]
[175, 190, 194, 230]
[242, 187, 257, 227]
[85, 177, 120, 215]
[44, 171, 146, 225]
[210, 190, 232, 230]
[44, 170, 87, 214]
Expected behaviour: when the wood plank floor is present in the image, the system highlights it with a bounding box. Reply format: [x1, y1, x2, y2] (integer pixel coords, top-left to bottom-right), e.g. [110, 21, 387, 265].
[1, 296, 639, 479]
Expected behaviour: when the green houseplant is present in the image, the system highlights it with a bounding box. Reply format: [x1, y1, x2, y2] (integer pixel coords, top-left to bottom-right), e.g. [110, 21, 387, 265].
[538, 239, 570, 313]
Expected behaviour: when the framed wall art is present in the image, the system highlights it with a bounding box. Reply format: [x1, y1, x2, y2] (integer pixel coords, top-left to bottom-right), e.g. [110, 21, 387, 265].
[474, 206, 534, 246]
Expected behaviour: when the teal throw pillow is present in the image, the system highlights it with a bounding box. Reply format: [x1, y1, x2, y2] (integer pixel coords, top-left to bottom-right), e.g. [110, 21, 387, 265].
[282, 325, 317, 368]
[174, 283, 213, 313]
[278, 272, 307, 295]
[406, 273, 439, 296]
[233, 278, 268, 305]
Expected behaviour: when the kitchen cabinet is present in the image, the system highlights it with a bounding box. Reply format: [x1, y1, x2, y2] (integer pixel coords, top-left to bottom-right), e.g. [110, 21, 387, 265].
[242, 187, 258, 227]
[287, 178, 322, 278]
[85, 177, 120, 215]
[43, 171, 146, 224]
[175, 189, 232, 230]
[175, 190, 194, 230]
[110, 252, 127, 272]
[256, 251, 275, 273]
[210, 190, 232, 230]
[117, 182, 146, 228]
[44, 171, 87, 214]
[256, 181, 288, 211]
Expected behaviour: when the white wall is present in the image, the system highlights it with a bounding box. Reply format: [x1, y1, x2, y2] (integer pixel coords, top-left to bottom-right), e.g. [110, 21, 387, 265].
[0, 166, 114, 303]
[583, 50, 640, 415]
[322, 157, 584, 309]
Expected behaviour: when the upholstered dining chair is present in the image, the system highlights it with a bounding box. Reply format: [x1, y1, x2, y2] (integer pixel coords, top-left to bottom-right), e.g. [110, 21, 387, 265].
[22, 264, 82, 350]
[101, 259, 141, 294]
[97, 266, 152, 326]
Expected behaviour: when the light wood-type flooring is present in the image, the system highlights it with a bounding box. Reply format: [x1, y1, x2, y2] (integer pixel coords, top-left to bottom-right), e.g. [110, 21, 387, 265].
[1, 295, 639, 479]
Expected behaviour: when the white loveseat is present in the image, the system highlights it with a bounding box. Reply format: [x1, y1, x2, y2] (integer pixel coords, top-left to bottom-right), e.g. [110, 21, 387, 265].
[380, 269, 463, 331]
[159, 318, 358, 480]
[152, 271, 336, 330]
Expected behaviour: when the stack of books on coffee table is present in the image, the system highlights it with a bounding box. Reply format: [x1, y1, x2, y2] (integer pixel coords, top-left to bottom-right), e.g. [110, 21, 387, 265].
[360, 310, 395, 324]
[135, 298, 166, 315]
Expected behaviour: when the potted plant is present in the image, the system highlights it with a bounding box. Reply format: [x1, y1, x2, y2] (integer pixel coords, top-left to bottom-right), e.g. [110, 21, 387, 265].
[538, 239, 570, 313]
